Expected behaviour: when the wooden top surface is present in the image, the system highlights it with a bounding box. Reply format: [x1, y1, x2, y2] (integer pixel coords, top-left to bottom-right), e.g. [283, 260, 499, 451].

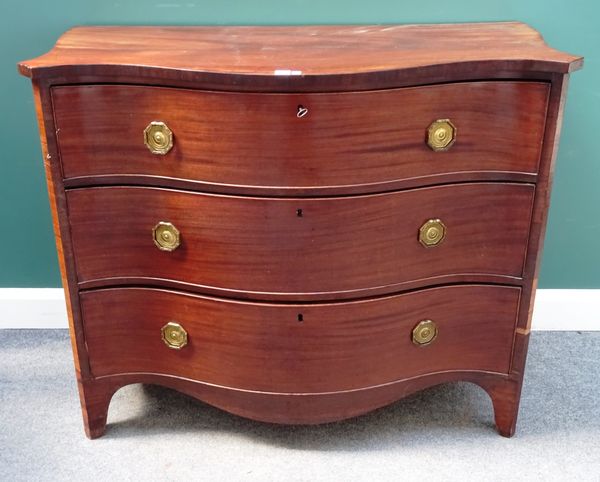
[18, 23, 582, 89]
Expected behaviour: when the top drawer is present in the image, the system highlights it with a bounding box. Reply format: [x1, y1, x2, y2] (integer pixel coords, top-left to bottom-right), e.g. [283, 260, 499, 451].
[53, 82, 548, 193]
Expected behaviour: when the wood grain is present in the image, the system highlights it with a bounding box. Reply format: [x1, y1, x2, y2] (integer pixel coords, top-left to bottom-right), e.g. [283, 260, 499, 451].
[52, 82, 548, 193]
[61, 170, 539, 197]
[501, 73, 571, 436]
[18, 23, 582, 438]
[78, 370, 520, 438]
[19, 24, 582, 92]
[67, 183, 534, 299]
[81, 285, 520, 392]
[29, 81, 99, 438]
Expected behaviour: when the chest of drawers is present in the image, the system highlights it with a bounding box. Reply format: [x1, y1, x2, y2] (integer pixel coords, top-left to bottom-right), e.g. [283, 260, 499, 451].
[19, 23, 582, 439]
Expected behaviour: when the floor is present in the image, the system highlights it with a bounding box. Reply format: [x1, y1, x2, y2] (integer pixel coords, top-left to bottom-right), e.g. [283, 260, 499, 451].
[0, 330, 599, 481]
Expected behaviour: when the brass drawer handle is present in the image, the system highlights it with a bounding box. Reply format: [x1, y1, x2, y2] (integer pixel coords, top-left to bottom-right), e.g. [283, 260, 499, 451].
[144, 120, 174, 154]
[161, 321, 188, 349]
[427, 119, 456, 151]
[419, 218, 446, 247]
[153, 221, 180, 252]
[412, 319, 438, 346]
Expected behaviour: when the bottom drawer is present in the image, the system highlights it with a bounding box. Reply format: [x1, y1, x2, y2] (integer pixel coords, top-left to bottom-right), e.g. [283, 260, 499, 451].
[81, 285, 520, 392]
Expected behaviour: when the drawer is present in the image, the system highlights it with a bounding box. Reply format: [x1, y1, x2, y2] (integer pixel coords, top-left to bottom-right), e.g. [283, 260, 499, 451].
[81, 285, 520, 392]
[68, 183, 534, 298]
[53, 82, 548, 193]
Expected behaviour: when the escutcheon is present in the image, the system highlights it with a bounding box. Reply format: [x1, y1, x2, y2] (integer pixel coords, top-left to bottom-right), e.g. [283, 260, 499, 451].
[153, 221, 181, 252]
[419, 219, 446, 247]
[161, 321, 188, 349]
[426, 119, 456, 151]
[412, 319, 438, 346]
[144, 120, 174, 155]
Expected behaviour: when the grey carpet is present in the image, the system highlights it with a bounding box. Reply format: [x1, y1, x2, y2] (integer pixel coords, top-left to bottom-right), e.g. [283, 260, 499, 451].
[0, 330, 599, 481]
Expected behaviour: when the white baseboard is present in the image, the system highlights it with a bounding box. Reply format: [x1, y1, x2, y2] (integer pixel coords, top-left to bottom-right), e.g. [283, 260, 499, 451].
[0, 288, 69, 329]
[529, 289, 599, 331]
[0, 288, 598, 331]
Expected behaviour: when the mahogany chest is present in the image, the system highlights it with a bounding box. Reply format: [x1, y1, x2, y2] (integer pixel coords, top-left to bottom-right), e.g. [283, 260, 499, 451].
[19, 23, 582, 438]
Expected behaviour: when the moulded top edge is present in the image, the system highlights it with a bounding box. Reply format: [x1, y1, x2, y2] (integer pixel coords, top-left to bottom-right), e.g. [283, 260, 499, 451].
[18, 23, 583, 82]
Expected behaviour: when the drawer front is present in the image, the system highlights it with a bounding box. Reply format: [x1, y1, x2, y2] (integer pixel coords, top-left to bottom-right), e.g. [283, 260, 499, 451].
[68, 183, 534, 297]
[53, 82, 548, 192]
[81, 285, 520, 392]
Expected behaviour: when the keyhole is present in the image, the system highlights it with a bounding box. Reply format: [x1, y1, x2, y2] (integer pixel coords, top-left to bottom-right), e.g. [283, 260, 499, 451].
[296, 208, 303, 217]
[297, 313, 304, 322]
[297, 105, 309, 118]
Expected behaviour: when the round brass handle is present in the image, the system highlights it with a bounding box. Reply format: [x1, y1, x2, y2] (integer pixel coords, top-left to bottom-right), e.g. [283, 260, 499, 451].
[153, 221, 181, 252]
[419, 218, 446, 247]
[426, 119, 456, 151]
[161, 321, 188, 349]
[144, 121, 174, 155]
[412, 319, 438, 346]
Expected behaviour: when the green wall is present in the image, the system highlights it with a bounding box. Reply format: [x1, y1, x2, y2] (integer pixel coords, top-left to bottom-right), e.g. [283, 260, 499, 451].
[1, 0, 596, 288]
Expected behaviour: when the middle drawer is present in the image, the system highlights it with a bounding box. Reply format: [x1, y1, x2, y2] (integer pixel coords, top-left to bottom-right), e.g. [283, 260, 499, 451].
[68, 182, 534, 299]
